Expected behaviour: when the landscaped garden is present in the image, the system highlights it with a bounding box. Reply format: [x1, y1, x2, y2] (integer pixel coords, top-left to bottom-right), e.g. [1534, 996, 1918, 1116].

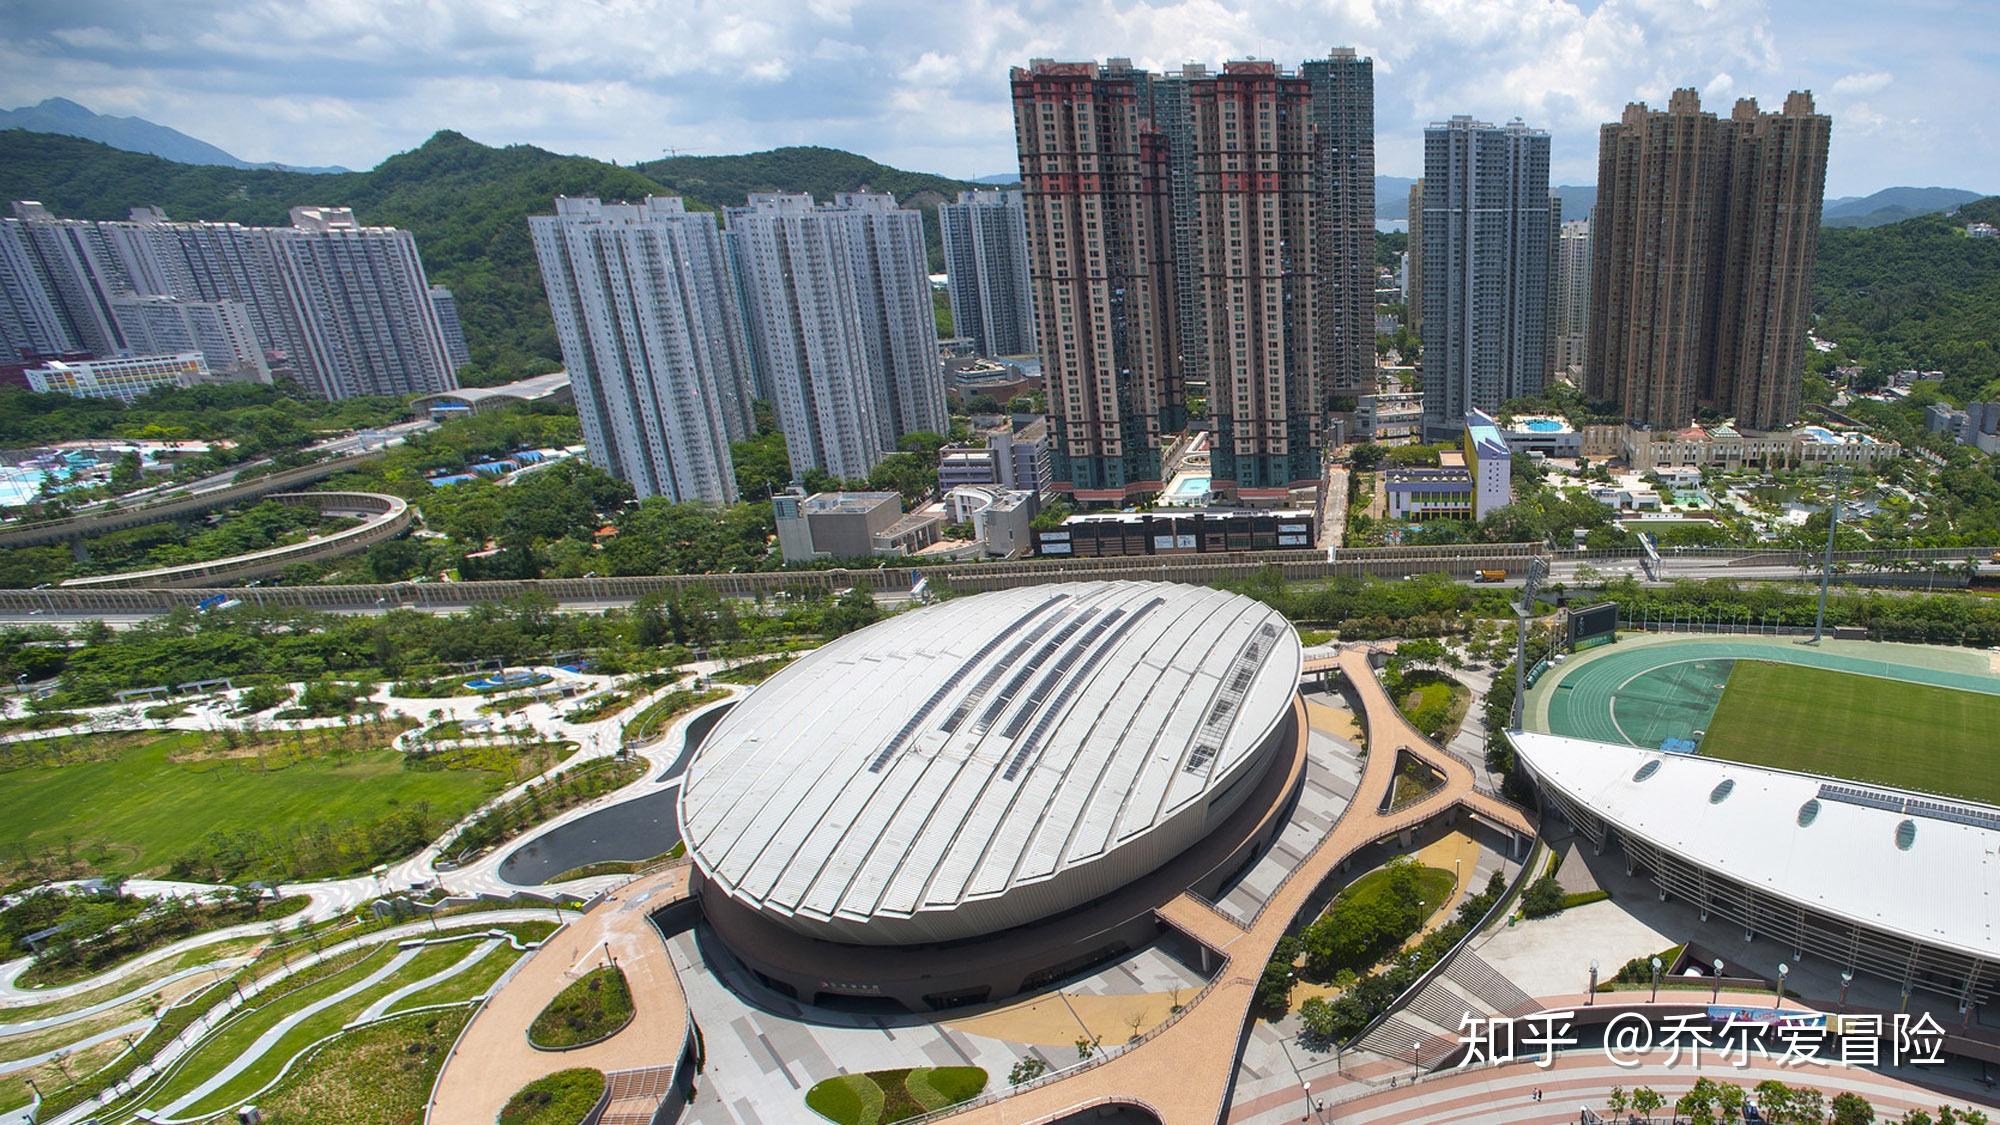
[527, 964, 634, 1049]
[258, 1008, 472, 1125]
[805, 1066, 988, 1124]
[499, 1067, 606, 1124]
[0, 725, 514, 884]
[621, 686, 729, 744]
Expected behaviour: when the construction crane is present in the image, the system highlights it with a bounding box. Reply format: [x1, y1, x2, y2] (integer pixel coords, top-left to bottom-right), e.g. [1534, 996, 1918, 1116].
[1510, 555, 1551, 729]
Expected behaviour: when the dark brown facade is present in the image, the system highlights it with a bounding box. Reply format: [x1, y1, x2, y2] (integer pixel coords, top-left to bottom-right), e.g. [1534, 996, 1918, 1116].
[1012, 59, 1180, 500]
[1188, 62, 1321, 493]
[1586, 89, 1829, 431]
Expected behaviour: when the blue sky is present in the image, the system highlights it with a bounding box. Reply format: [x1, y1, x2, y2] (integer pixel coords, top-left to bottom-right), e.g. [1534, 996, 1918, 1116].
[2, 0, 1990, 197]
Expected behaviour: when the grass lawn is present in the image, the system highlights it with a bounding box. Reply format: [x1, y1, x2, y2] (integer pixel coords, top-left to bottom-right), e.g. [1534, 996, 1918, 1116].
[1700, 661, 2000, 804]
[527, 965, 633, 1049]
[1393, 671, 1470, 742]
[259, 1008, 471, 1125]
[499, 1068, 604, 1124]
[1336, 863, 1455, 921]
[623, 687, 729, 743]
[806, 1067, 988, 1124]
[0, 729, 509, 879]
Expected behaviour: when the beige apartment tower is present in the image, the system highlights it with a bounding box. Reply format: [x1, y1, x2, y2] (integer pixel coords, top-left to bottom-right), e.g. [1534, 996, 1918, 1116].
[1587, 88, 1829, 431]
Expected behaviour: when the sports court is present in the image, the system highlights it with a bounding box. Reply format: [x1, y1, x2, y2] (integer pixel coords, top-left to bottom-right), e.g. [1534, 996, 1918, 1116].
[1528, 633, 2000, 750]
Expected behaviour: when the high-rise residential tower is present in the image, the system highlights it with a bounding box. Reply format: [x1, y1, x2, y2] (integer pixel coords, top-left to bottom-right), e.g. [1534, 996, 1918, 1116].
[1011, 51, 1373, 500]
[937, 190, 1037, 358]
[429, 285, 472, 372]
[110, 294, 268, 380]
[1186, 60, 1321, 495]
[1302, 48, 1376, 399]
[0, 215, 76, 358]
[1404, 179, 1424, 337]
[1587, 89, 1829, 430]
[529, 195, 754, 504]
[1011, 58, 1179, 499]
[1553, 219, 1591, 374]
[0, 202, 458, 399]
[1419, 117, 1554, 438]
[726, 192, 946, 483]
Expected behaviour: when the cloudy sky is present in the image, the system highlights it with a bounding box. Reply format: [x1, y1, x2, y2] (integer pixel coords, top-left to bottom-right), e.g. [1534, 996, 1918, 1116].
[3, 0, 1991, 197]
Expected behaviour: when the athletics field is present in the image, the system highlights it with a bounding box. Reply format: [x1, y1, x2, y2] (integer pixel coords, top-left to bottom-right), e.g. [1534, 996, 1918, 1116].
[1525, 633, 2000, 805]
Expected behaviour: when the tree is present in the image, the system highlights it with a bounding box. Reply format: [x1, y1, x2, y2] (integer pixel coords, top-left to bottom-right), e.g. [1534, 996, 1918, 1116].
[1830, 1092, 1876, 1124]
[1608, 1086, 1628, 1115]
[1756, 1080, 1798, 1123]
[1297, 996, 1339, 1046]
[1632, 1086, 1664, 1122]
[1519, 875, 1565, 919]
[1349, 442, 1386, 472]
[1007, 1056, 1048, 1085]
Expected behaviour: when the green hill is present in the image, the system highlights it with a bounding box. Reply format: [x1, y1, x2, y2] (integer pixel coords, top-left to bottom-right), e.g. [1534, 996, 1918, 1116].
[1814, 196, 2000, 403]
[639, 145, 988, 270]
[0, 129, 671, 385]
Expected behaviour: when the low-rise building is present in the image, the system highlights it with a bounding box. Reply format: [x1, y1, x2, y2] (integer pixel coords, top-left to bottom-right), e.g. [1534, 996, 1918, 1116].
[1967, 222, 1999, 239]
[1619, 421, 1901, 471]
[24, 352, 206, 402]
[1355, 391, 1423, 442]
[1498, 414, 1582, 458]
[1035, 508, 1314, 558]
[945, 485, 1039, 557]
[1587, 484, 1663, 511]
[1385, 468, 1478, 520]
[936, 419, 1052, 495]
[773, 489, 939, 562]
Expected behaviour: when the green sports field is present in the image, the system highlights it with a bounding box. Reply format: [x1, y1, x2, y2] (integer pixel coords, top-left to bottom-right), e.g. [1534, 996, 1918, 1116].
[1700, 660, 2000, 804]
[1531, 635, 2000, 805]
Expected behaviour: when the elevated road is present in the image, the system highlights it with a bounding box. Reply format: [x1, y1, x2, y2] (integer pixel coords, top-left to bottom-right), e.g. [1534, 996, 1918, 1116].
[57, 491, 411, 589]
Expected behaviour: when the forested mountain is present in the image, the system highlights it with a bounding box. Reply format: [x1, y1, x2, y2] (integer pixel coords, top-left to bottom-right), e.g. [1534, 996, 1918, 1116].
[1814, 196, 2000, 403]
[1822, 186, 1985, 228]
[639, 145, 989, 269]
[0, 129, 669, 384]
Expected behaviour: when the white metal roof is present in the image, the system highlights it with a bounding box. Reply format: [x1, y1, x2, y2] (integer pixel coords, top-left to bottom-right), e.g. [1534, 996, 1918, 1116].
[679, 581, 1301, 944]
[1512, 731, 1999, 959]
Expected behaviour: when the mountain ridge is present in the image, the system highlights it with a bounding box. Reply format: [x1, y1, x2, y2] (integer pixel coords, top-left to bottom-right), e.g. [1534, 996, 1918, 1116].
[0, 97, 350, 173]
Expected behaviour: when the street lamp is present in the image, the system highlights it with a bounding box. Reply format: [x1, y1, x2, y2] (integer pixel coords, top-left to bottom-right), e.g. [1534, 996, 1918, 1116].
[1588, 959, 1599, 1005]
[1412, 1041, 1423, 1081]
[1776, 963, 1790, 1010]
[1649, 956, 1663, 1002]
[1713, 958, 1725, 1003]
[1839, 970, 1854, 1009]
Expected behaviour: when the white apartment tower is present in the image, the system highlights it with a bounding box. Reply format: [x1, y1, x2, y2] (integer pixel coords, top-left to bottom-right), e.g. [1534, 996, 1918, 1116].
[0, 202, 458, 399]
[1553, 218, 1590, 375]
[110, 294, 269, 380]
[529, 195, 754, 504]
[937, 189, 1037, 358]
[429, 285, 472, 372]
[726, 192, 946, 482]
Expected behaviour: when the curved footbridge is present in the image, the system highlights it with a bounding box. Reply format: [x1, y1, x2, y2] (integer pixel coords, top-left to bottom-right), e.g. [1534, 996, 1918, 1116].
[424, 646, 1535, 1125]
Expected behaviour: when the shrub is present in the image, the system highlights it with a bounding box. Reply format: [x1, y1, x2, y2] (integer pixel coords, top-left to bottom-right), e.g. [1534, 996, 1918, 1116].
[1520, 875, 1566, 919]
[498, 1068, 605, 1124]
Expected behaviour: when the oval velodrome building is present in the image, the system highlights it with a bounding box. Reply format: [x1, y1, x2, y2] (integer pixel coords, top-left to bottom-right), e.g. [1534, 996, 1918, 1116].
[679, 581, 1303, 948]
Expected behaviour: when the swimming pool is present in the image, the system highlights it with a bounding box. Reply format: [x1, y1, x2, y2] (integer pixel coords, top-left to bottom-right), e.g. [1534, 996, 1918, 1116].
[1170, 475, 1211, 499]
[0, 468, 47, 507]
[1522, 419, 1566, 433]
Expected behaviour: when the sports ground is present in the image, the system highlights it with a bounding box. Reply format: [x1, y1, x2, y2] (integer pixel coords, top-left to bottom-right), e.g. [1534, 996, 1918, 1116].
[1526, 633, 2000, 805]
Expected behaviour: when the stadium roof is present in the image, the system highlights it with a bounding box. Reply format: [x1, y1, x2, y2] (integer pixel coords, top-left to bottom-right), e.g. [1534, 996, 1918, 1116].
[679, 581, 1301, 944]
[1512, 731, 1998, 959]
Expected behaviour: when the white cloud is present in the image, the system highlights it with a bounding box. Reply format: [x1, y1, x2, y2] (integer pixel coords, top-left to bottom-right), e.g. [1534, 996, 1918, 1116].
[0, 0, 1988, 195]
[1831, 70, 1892, 96]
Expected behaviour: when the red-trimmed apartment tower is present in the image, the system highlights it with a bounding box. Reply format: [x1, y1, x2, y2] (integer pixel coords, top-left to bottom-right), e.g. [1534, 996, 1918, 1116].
[1011, 59, 1179, 503]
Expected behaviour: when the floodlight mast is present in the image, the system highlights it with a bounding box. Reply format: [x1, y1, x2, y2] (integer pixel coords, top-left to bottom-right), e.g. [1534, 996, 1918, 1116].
[1807, 467, 1846, 646]
[1510, 556, 1551, 728]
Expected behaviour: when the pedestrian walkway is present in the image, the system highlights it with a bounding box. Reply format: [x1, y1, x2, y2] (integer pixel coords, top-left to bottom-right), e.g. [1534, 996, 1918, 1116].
[352, 938, 500, 1025]
[154, 945, 422, 1120]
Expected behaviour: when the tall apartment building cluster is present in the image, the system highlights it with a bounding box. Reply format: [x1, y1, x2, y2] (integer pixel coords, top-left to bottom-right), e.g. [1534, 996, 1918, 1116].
[1417, 116, 1557, 438]
[1010, 51, 1375, 501]
[531, 191, 946, 504]
[938, 190, 1037, 358]
[0, 201, 462, 400]
[1552, 218, 1591, 374]
[1586, 89, 1831, 431]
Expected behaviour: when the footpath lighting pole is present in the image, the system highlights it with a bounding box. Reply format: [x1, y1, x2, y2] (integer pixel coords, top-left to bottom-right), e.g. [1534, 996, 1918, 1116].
[1649, 956, 1662, 1002]
[1588, 960, 1599, 1005]
[1713, 958, 1725, 1003]
[1776, 963, 1790, 1010]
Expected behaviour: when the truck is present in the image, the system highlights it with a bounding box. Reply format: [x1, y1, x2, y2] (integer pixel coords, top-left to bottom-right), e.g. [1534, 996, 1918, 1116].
[1473, 569, 1507, 583]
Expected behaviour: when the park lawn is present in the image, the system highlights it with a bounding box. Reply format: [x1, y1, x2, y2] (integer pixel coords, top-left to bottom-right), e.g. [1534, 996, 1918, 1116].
[384, 941, 527, 1015]
[499, 1068, 604, 1124]
[1393, 671, 1470, 742]
[260, 1008, 471, 1125]
[1333, 863, 1455, 924]
[1700, 661, 2000, 804]
[179, 940, 480, 1118]
[806, 1067, 987, 1124]
[0, 729, 508, 878]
